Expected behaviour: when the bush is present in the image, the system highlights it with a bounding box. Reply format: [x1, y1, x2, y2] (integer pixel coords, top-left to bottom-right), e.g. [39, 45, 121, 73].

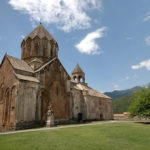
[129, 85, 150, 118]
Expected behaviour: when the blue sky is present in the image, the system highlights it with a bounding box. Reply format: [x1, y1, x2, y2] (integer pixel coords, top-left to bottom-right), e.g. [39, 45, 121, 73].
[1, 0, 150, 92]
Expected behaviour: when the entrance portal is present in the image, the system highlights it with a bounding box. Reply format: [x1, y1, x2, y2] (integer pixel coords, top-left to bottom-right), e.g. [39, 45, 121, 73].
[100, 113, 103, 121]
[78, 113, 82, 122]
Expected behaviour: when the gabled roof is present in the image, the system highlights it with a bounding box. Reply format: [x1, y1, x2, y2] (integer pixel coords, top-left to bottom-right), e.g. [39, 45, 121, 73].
[6, 55, 34, 73]
[72, 64, 84, 74]
[34, 57, 57, 73]
[34, 57, 71, 79]
[15, 73, 39, 83]
[24, 23, 56, 42]
[0, 54, 39, 83]
[72, 83, 111, 99]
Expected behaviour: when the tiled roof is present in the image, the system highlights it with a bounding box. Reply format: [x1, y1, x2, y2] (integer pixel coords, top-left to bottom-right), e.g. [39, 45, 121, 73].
[114, 112, 129, 117]
[15, 73, 39, 83]
[113, 114, 125, 117]
[73, 83, 111, 99]
[24, 23, 56, 42]
[7, 55, 34, 73]
[72, 64, 84, 74]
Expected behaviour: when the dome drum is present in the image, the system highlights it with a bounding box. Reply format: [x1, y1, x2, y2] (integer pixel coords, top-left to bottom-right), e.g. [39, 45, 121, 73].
[21, 23, 58, 63]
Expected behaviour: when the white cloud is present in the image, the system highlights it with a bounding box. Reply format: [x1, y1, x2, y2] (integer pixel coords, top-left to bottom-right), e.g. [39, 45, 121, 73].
[124, 76, 129, 80]
[131, 59, 150, 71]
[126, 37, 133, 40]
[133, 74, 138, 79]
[113, 84, 120, 90]
[143, 12, 150, 22]
[143, 16, 150, 22]
[75, 27, 107, 55]
[9, 0, 102, 32]
[121, 76, 130, 81]
[21, 35, 25, 39]
[145, 36, 150, 46]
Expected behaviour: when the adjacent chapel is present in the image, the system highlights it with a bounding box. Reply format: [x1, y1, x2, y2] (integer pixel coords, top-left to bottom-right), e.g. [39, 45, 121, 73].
[0, 23, 113, 131]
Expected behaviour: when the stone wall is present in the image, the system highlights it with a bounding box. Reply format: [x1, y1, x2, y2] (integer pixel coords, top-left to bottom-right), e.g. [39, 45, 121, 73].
[0, 57, 19, 130]
[84, 95, 100, 120]
[101, 98, 113, 120]
[71, 87, 113, 121]
[113, 113, 150, 121]
[70, 89, 85, 120]
[85, 96, 113, 120]
[36, 59, 70, 122]
[16, 81, 39, 124]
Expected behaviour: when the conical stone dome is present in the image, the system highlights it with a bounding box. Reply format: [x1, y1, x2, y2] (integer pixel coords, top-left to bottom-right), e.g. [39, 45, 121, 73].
[72, 64, 85, 83]
[24, 23, 56, 42]
[72, 64, 84, 75]
[21, 23, 58, 63]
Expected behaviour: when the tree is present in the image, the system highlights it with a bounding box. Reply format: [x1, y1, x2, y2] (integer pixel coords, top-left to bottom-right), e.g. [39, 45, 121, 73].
[129, 85, 150, 118]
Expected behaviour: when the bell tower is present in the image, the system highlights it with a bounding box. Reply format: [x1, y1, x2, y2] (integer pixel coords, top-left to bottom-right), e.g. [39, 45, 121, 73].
[21, 23, 59, 69]
[72, 64, 85, 83]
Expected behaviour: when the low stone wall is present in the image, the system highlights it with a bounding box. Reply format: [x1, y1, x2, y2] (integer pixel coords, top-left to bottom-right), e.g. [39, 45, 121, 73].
[113, 113, 150, 121]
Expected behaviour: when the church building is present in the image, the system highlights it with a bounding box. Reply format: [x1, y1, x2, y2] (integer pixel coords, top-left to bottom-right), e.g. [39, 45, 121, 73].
[0, 23, 113, 131]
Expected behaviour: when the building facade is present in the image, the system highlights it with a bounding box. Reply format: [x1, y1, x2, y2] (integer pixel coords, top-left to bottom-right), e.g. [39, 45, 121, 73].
[0, 24, 113, 131]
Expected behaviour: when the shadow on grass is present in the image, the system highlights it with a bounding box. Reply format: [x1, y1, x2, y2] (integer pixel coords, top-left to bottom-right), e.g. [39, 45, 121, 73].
[135, 121, 150, 125]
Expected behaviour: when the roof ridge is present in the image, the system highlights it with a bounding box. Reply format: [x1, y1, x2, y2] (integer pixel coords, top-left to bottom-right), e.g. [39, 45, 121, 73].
[34, 57, 57, 73]
[76, 83, 112, 99]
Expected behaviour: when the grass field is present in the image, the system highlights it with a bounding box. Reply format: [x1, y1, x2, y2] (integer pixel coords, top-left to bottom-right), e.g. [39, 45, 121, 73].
[0, 122, 150, 150]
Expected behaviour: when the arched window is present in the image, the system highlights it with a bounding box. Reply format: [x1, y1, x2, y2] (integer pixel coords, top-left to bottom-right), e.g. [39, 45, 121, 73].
[53, 44, 56, 56]
[99, 100, 102, 105]
[34, 36, 40, 54]
[43, 38, 48, 57]
[0, 84, 4, 102]
[26, 38, 31, 50]
[26, 38, 32, 57]
[11, 86, 17, 110]
[51, 42, 53, 57]
[9, 86, 17, 123]
[78, 76, 83, 82]
[80, 78, 83, 83]
[4, 88, 10, 123]
[56, 87, 59, 96]
[73, 76, 77, 82]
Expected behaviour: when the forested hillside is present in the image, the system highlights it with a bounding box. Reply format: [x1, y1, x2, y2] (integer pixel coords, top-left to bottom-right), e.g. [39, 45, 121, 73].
[104, 86, 142, 114]
[112, 94, 135, 114]
[104, 86, 141, 99]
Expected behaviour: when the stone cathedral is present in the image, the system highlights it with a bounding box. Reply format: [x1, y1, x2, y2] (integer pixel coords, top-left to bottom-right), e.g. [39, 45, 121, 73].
[0, 23, 113, 131]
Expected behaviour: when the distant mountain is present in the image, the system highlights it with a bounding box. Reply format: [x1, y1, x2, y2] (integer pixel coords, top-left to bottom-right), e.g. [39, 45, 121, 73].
[104, 86, 142, 99]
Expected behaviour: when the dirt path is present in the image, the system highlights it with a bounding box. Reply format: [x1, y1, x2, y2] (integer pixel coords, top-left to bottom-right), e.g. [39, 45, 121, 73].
[0, 120, 117, 135]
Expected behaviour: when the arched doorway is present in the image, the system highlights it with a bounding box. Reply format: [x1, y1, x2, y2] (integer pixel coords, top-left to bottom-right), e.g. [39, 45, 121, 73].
[100, 113, 103, 121]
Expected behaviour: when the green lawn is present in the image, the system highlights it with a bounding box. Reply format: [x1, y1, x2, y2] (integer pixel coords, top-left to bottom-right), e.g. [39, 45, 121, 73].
[0, 122, 150, 150]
